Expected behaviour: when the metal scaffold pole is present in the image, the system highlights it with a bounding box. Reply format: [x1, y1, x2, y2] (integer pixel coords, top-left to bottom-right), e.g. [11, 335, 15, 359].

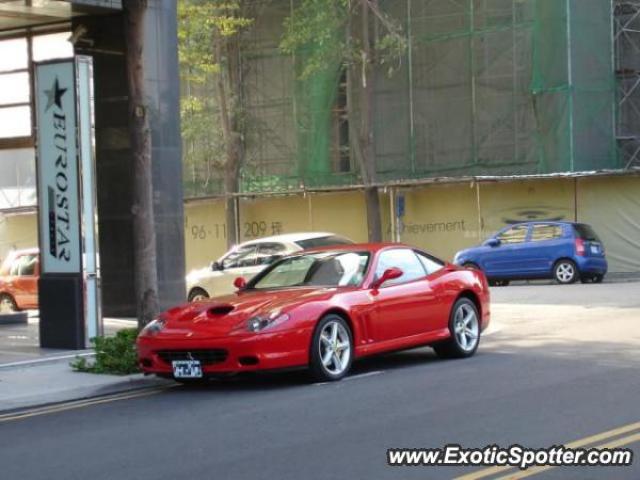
[615, 0, 640, 169]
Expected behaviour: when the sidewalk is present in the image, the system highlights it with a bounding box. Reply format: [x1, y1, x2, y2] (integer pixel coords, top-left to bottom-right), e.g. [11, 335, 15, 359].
[0, 356, 171, 413]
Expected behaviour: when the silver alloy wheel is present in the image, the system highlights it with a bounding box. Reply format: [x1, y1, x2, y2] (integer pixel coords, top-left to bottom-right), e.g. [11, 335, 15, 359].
[556, 262, 575, 283]
[318, 320, 351, 375]
[453, 303, 479, 352]
[0, 296, 16, 314]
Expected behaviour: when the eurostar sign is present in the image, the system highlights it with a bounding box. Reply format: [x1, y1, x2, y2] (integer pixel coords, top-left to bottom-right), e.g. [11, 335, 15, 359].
[35, 60, 82, 274]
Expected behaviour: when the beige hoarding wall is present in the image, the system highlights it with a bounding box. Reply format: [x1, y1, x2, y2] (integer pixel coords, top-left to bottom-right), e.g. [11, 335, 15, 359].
[4, 176, 639, 275]
[0, 212, 38, 265]
[239, 195, 310, 242]
[478, 178, 576, 238]
[397, 183, 480, 261]
[184, 200, 227, 274]
[577, 176, 640, 273]
[308, 191, 370, 243]
[184, 191, 376, 272]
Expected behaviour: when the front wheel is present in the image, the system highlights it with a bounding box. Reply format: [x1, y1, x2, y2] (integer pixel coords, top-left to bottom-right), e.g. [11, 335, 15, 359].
[554, 260, 578, 284]
[188, 288, 210, 302]
[433, 298, 481, 359]
[310, 314, 353, 382]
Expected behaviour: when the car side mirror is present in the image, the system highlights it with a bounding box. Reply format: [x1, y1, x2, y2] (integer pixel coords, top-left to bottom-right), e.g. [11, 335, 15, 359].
[211, 261, 223, 271]
[484, 238, 500, 248]
[233, 277, 247, 290]
[371, 267, 403, 290]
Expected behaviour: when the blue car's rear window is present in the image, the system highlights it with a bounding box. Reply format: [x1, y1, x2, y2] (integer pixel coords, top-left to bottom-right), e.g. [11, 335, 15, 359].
[574, 224, 600, 242]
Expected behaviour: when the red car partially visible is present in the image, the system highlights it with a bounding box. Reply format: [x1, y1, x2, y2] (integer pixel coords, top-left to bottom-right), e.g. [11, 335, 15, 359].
[0, 248, 39, 313]
[137, 243, 490, 383]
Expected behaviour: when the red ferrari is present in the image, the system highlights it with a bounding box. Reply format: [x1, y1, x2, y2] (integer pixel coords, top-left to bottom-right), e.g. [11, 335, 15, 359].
[137, 243, 490, 382]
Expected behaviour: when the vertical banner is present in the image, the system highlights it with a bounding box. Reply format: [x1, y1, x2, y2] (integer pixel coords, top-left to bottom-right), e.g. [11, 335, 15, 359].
[35, 58, 102, 348]
[35, 60, 82, 274]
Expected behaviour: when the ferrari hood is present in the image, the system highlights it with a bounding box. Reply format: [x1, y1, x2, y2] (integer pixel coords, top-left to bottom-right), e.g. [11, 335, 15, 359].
[158, 287, 337, 338]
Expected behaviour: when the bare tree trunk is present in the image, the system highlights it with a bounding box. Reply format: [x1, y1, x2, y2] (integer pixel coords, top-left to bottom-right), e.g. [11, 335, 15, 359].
[359, 0, 382, 242]
[215, 34, 243, 249]
[124, 0, 159, 327]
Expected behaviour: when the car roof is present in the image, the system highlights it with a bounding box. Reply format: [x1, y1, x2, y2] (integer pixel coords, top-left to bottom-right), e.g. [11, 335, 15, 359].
[240, 232, 349, 246]
[6, 247, 39, 256]
[303, 242, 411, 254]
[502, 221, 577, 228]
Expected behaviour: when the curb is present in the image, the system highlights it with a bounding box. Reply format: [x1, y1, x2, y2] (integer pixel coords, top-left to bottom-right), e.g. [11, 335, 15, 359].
[0, 375, 173, 416]
[0, 351, 95, 371]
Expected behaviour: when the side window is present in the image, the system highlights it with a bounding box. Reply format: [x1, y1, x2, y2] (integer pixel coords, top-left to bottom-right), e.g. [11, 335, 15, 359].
[530, 224, 563, 242]
[375, 249, 426, 287]
[497, 225, 529, 245]
[256, 243, 287, 266]
[19, 255, 37, 276]
[221, 246, 258, 269]
[415, 252, 445, 275]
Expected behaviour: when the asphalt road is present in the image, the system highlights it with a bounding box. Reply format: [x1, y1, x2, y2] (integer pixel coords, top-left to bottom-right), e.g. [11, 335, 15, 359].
[1, 281, 639, 480]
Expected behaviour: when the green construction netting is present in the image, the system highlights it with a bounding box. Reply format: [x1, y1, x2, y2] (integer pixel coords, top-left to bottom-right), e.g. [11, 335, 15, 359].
[181, 0, 618, 198]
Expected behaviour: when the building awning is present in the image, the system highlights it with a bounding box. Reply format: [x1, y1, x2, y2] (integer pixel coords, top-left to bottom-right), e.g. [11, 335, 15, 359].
[0, 0, 120, 33]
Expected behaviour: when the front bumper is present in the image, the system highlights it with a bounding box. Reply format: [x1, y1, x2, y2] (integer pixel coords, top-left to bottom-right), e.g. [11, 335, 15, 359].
[136, 327, 312, 375]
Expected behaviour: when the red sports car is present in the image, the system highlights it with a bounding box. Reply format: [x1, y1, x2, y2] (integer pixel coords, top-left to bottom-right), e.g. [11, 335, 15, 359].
[137, 243, 490, 382]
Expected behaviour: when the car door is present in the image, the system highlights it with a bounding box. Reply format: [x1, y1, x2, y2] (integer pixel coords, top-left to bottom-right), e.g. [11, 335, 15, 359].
[369, 248, 439, 341]
[10, 254, 38, 309]
[482, 225, 531, 277]
[526, 224, 565, 275]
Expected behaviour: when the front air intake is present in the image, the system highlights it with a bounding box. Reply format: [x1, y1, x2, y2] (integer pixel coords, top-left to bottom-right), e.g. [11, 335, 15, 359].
[208, 305, 234, 316]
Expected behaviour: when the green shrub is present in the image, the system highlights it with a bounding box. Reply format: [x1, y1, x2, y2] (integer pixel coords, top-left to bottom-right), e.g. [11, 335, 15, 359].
[71, 328, 140, 375]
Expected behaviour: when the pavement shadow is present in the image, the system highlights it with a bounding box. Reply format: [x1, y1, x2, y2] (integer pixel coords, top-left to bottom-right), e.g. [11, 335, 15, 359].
[168, 346, 444, 393]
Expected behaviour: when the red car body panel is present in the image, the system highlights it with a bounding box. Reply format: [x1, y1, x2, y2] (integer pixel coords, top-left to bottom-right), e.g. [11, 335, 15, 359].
[137, 243, 490, 375]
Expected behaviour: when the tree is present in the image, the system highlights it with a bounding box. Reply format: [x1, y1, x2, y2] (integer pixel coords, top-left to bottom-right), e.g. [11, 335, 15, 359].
[178, 0, 253, 249]
[281, 0, 406, 241]
[123, 0, 159, 327]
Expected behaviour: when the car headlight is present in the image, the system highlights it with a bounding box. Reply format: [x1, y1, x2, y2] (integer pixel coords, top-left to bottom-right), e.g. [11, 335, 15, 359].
[247, 311, 290, 332]
[140, 318, 166, 336]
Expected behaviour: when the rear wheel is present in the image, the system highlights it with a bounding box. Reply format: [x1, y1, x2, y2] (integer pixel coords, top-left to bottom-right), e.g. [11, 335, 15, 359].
[554, 260, 578, 284]
[581, 274, 604, 284]
[310, 314, 353, 382]
[433, 298, 481, 359]
[0, 294, 18, 314]
[188, 288, 210, 302]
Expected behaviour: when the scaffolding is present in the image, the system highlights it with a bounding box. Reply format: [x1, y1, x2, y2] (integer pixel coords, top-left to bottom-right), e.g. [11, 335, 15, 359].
[615, 0, 640, 169]
[182, 0, 625, 198]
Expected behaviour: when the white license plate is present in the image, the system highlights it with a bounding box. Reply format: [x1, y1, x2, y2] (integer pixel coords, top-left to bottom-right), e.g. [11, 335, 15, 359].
[590, 245, 599, 254]
[172, 360, 203, 379]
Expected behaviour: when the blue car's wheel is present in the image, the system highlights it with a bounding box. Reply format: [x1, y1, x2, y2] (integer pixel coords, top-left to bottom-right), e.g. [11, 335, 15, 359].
[554, 259, 578, 284]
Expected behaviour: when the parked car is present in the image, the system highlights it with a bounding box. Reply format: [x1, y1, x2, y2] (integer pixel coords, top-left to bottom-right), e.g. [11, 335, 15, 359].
[453, 222, 607, 285]
[0, 248, 39, 313]
[186, 233, 354, 302]
[139, 243, 490, 382]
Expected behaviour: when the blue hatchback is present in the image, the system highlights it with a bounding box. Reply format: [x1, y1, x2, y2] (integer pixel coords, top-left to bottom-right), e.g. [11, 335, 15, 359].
[453, 222, 607, 285]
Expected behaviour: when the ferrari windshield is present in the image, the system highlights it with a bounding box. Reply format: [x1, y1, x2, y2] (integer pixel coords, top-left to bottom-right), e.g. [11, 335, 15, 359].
[251, 251, 370, 289]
